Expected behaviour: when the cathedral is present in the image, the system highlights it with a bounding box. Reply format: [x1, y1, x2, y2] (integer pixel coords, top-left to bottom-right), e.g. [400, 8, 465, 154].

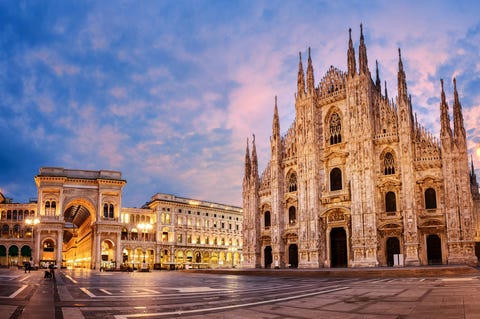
[242, 25, 480, 269]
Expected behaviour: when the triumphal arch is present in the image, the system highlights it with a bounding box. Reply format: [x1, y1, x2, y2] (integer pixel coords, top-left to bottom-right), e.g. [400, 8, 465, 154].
[34, 167, 126, 270]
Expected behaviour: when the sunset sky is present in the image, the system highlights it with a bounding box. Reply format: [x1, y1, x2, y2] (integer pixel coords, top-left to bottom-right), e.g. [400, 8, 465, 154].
[1, 1, 479, 207]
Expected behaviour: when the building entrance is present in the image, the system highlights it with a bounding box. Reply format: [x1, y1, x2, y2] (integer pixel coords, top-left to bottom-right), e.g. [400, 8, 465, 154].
[264, 246, 272, 268]
[330, 227, 347, 267]
[427, 234, 442, 265]
[386, 237, 400, 267]
[62, 203, 94, 269]
[288, 244, 298, 268]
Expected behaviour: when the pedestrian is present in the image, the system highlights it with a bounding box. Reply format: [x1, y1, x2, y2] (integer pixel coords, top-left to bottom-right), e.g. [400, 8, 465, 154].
[29, 258, 33, 273]
[24, 262, 28, 273]
[48, 263, 55, 280]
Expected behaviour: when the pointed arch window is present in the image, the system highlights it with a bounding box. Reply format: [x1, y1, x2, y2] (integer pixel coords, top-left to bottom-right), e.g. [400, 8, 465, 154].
[384, 152, 395, 175]
[385, 191, 397, 214]
[330, 168, 343, 191]
[288, 172, 297, 192]
[288, 206, 296, 225]
[264, 211, 271, 229]
[425, 188, 437, 209]
[329, 112, 342, 145]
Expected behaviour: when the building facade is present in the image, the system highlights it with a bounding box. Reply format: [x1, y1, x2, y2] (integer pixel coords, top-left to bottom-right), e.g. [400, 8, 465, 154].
[0, 167, 242, 270]
[242, 25, 480, 269]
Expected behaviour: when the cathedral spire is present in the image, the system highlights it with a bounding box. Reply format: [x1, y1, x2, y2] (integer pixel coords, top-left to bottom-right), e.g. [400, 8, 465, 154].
[358, 24, 369, 75]
[273, 96, 280, 138]
[306, 47, 315, 95]
[244, 138, 251, 180]
[471, 154, 476, 177]
[384, 80, 388, 100]
[453, 77, 466, 145]
[251, 134, 258, 178]
[347, 28, 356, 77]
[297, 52, 305, 97]
[375, 60, 381, 91]
[397, 48, 408, 100]
[439, 79, 453, 145]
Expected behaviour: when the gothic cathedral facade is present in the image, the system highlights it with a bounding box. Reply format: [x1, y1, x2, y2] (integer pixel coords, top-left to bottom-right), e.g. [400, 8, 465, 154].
[242, 25, 480, 269]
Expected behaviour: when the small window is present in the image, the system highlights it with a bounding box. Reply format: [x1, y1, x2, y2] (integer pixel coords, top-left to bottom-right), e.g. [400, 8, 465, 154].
[385, 192, 396, 213]
[264, 211, 271, 228]
[330, 168, 342, 191]
[288, 206, 296, 224]
[425, 188, 437, 209]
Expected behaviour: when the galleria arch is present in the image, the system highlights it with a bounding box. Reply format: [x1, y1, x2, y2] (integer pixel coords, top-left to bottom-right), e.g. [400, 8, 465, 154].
[33, 167, 125, 270]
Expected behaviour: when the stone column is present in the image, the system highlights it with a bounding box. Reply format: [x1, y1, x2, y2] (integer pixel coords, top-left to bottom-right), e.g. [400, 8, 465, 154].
[56, 230, 63, 267]
[116, 232, 122, 270]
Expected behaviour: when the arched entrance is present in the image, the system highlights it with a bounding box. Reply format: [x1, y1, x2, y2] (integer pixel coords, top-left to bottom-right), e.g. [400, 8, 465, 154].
[264, 246, 272, 268]
[195, 252, 201, 263]
[330, 227, 347, 267]
[41, 239, 55, 267]
[63, 203, 94, 269]
[0, 245, 6, 266]
[100, 240, 115, 271]
[386, 237, 400, 267]
[8, 245, 19, 267]
[427, 234, 442, 265]
[288, 244, 298, 268]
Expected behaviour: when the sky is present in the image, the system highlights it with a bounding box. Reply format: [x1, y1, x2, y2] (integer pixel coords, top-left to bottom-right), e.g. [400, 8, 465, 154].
[1, 0, 480, 208]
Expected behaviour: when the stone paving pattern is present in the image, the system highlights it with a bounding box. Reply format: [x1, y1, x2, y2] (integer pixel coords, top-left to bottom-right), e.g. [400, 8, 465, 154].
[1, 265, 480, 319]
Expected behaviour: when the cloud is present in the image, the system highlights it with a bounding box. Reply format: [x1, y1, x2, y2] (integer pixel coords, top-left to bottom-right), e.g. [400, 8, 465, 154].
[1, 1, 480, 207]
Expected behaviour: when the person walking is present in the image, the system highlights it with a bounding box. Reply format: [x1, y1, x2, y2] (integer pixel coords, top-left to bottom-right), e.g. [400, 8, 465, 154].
[28, 257, 33, 273]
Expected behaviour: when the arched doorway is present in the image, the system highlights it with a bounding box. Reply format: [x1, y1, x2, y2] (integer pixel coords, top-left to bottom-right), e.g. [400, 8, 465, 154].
[288, 244, 298, 268]
[41, 239, 55, 267]
[330, 227, 347, 267]
[0, 245, 6, 266]
[8, 245, 19, 267]
[386, 237, 400, 267]
[427, 234, 442, 265]
[100, 240, 115, 271]
[63, 203, 94, 269]
[264, 246, 272, 268]
[195, 252, 201, 263]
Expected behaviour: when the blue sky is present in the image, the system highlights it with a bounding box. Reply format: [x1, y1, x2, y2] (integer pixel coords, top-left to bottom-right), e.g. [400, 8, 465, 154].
[1, 1, 479, 207]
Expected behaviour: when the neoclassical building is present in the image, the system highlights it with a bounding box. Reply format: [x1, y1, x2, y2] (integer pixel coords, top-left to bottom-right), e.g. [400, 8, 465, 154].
[0, 167, 242, 270]
[242, 25, 480, 269]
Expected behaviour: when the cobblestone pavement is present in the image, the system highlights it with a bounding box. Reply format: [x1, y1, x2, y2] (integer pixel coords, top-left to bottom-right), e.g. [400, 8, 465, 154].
[1, 266, 480, 319]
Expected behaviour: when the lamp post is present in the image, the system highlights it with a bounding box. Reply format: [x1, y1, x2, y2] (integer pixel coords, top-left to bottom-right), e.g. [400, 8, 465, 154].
[137, 223, 152, 264]
[25, 218, 39, 263]
[229, 246, 237, 268]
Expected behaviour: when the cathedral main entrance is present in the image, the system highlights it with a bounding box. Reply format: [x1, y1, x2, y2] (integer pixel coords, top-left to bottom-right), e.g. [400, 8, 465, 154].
[264, 246, 272, 268]
[330, 227, 347, 267]
[427, 234, 442, 265]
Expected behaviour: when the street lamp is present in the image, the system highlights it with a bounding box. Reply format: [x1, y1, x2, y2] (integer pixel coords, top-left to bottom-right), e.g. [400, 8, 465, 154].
[229, 246, 237, 268]
[25, 218, 39, 262]
[137, 223, 153, 264]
